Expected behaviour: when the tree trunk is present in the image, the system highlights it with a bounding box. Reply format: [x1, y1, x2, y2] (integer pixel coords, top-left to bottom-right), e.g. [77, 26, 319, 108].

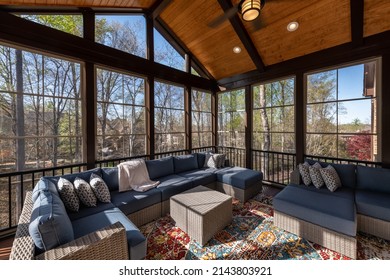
[259, 85, 270, 150]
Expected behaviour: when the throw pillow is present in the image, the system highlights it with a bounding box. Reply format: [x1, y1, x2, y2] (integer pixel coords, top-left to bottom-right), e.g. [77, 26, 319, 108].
[214, 153, 226, 168]
[90, 173, 111, 203]
[204, 153, 225, 168]
[320, 165, 342, 192]
[57, 177, 80, 212]
[309, 162, 325, 189]
[204, 152, 217, 168]
[74, 177, 97, 207]
[298, 162, 312, 186]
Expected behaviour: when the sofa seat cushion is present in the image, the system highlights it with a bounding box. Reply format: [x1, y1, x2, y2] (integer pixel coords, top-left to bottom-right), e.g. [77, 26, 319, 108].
[72, 207, 146, 252]
[156, 174, 193, 201]
[355, 190, 390, 221]
[146, 156, 175, 180]
[215, 167, 263, 189]
[67, 201, 116, 221]
[356, 165, 390, 194]
[110, 188, 161, 216]
[273, 184, 356, 236]
[29, 190, 74, 252]
[177, 169, 217, 186]
[173, 154, 199, 173]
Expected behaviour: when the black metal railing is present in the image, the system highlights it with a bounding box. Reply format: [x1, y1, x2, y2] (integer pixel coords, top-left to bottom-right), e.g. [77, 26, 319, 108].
[217, 146, 246, 167]
[96, 155, 150, 168]
[0, 163, 87, 234]
[1, 147, 383, 237]
[253, 149, 296, 186]
[304, 155, 382, 167]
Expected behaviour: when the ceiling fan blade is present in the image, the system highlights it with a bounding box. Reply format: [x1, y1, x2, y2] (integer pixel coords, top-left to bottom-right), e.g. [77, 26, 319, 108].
[208, 3, 239, 28]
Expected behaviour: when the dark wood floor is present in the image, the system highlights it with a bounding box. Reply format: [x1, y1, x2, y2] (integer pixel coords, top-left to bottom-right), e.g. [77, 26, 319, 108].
[0, 185, 282, 260]
[0, 237, 13, 260]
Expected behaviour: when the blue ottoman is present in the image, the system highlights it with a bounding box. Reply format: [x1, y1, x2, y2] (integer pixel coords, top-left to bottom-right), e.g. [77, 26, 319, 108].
[215, 167, 263, 202]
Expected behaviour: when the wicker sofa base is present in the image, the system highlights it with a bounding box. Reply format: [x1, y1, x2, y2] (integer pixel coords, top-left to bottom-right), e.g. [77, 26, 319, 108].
[216, 181, 262, 202]
[127, 203, 162, 227]
[274, 210, 357, 259]
[358, 214, 390, 240]
[10, 192, 129, 260]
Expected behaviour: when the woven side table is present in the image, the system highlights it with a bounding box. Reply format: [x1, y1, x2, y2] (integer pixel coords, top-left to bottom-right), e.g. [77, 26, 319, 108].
[170, 185, 232, 246]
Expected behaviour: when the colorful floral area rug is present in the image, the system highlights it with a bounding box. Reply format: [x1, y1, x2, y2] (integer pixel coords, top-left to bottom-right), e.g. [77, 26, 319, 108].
[139, 194, 390, 260]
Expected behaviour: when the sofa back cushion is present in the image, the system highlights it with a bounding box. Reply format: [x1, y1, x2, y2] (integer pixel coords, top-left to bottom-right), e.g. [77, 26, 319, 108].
[173, 154, 199, 173]
[101, 167, 119, 191]
[305, 159, 356, 188]
[356, 165, 390, 194]
[29, 190, 74, 252]
[146, 156, 174, 180]
[44, 167, 102, 187]
[32, 178, 60, 202]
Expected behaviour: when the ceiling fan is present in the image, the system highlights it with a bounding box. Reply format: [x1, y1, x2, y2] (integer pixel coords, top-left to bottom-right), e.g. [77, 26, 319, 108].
[208, 0, 266, 29]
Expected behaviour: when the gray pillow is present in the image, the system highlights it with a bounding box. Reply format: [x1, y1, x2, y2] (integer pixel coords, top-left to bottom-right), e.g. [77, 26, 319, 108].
[309, 162, 325, 189]
[57, 177, 80, 212]
[90, 173, 111, 203]
[298, 162, 311, 186]
[320, 165, 342, 192]
[74, 177, 97, 207]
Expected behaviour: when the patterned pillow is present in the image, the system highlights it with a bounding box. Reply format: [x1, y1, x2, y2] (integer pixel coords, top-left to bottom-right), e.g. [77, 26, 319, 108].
[320, 165, 342, 192]
[309, 162, 325, 189]
[215, 153, 226, 168]
[74, 177, 97, 207]
[205, 153, 226, 168]
[298, 162, 312, 186]
[57, 177, 80, 212]
[90, 173, 111, 203]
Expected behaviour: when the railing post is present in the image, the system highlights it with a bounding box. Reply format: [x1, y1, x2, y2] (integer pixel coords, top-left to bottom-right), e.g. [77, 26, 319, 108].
[245, 85, 253, 169]
[295, 72, 305, 165]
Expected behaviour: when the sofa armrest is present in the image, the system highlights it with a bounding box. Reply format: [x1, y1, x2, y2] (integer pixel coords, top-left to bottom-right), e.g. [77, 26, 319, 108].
[35, 222, 129, 260]
[290, 168, 301, 185]
[9, 191, 35, 260]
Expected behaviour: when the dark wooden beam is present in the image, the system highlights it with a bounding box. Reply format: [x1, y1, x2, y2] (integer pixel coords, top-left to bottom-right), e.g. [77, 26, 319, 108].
[350, 0, 364, 48]
[85, 62, 96, 169]
[148, 0, 172, 20]
[218, 30, 390, 89]
[217, 0, 265, 72]
[245, 85, 253, 169]
[0, 11, 217, 92]
[295, 72, 305, 165]
[154, 17, 217, 83]
[381, 53, 390, 168]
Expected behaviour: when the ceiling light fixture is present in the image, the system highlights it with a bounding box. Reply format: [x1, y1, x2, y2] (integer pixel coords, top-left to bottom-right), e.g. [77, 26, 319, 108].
[240, 0, 265, 22]
[287, 21, 299, 32]
[233, 46, 242, 53]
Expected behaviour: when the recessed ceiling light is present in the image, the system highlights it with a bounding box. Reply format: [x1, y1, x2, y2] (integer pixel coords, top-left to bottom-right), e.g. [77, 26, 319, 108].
[287, 21, 299, 32]
[233, 46, 242, 53]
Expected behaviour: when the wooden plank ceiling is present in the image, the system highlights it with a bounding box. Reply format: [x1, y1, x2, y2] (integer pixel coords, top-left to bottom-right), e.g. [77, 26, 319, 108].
[1, 0, 389, 81]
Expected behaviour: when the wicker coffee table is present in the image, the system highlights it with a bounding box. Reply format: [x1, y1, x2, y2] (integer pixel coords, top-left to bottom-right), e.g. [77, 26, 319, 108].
[170, 185, 232, 246]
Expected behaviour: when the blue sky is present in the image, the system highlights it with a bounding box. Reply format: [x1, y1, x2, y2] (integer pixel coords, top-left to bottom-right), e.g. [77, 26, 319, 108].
[338, 64, 372, 125]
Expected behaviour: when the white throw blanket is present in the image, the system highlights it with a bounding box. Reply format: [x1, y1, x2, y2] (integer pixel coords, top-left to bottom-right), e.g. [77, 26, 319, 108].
[117, 159, 160, 192]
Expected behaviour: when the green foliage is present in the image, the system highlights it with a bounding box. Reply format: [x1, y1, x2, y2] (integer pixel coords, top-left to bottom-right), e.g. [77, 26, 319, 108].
[22, 15, 83, 36]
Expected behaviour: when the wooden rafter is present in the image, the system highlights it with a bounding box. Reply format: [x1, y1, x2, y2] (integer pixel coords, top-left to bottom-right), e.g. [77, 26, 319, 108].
[217, 0, 265, 72]
[148, 0, 172, 20]
[155, 17, 217, 82]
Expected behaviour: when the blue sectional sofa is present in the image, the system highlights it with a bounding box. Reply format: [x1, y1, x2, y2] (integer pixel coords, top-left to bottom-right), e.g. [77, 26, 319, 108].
[10, 153, 263, 260]
[273, 160, 390, 259]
